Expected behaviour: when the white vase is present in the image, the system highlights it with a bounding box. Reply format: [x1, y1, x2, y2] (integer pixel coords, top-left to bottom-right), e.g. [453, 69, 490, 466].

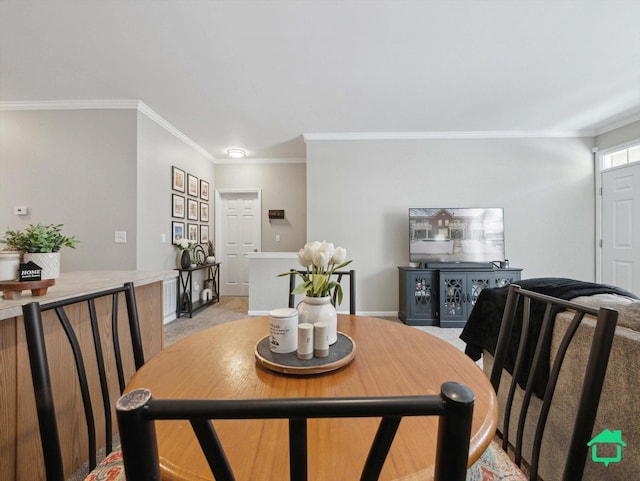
[206, 256, 216, 264]
[0, 252, 20, 281]
[297, 295, 338, 345]
[23, 252, 60, 279]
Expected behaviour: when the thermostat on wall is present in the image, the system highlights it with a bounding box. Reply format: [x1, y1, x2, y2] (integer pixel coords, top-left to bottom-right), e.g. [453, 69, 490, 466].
[268, 210, 285, 220]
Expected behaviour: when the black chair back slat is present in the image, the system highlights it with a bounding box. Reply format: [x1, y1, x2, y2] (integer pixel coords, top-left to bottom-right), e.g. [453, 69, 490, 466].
[489, 284, 618, 481]
[111, 293, 126, 393]
[22, 302, 65, 481]
[87, 297, 115, 457]
[22, 282, 145, 481]
[501, 294, 528, 452]
[190, 418, 236, 481]
[288, 269, 356, 314]
[289, 418, 308, 481]
[116, 382, 475, 481]
[124, 283, 145, 370]
[54, 304, 99, 470]
[513, 302, 554, 467]
[360, 415, 402, 480]
[530, 309, 585, 476]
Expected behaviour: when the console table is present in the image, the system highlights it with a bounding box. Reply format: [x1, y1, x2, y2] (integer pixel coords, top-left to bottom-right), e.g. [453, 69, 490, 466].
[176, 262, 220, 318]
[398, 265, 522, 327]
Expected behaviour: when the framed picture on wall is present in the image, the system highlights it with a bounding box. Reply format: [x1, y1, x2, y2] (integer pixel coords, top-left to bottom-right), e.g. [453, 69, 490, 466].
[172, 221, 185, 244]
[200, 179, 209, 201]
[200, 202, 209, 222]
[172, 166, 185, 193]
[187, 223, 198, 242]
[188, 174, 198, 197]
[187, 198, 199, 220]
[200, 225, 210, 244]
[172, 194, 185, 218]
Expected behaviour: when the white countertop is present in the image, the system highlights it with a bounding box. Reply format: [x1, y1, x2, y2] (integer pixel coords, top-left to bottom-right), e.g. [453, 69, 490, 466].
[247, 251, 297, 259]
[0, 270, 176, 320]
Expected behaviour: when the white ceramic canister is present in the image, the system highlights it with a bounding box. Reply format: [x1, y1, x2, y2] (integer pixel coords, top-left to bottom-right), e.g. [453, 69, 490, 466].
[297, 296, 338, 345]
[269, 307, 299, 353]
[0, 252, 20, 281]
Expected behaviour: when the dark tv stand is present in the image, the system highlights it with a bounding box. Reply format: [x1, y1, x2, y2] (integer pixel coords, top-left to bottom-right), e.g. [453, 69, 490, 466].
[424, 261, 494, 270]
[398, 265, 522, 327]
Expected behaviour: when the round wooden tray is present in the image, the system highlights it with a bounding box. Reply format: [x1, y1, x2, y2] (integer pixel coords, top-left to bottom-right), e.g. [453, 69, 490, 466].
[254, 332, 356, 375]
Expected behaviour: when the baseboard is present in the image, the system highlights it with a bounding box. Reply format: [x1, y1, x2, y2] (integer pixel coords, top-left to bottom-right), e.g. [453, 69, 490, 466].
[248, 310, 398, 318]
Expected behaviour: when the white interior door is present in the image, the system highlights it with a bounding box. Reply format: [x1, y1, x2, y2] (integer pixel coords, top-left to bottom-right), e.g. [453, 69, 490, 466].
[215, 190, 261, 296]
[602, 163, 640, 293]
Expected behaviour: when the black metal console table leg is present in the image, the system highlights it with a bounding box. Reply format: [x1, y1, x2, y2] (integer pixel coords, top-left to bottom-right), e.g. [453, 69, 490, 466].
[175, 262, 221, 319]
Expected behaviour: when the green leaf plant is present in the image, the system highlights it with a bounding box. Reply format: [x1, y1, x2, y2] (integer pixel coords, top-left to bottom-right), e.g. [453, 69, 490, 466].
[1, 223, 79, 253]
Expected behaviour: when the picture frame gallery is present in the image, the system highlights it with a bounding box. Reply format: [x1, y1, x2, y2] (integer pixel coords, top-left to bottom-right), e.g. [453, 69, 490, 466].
[171, 166, 211, 244]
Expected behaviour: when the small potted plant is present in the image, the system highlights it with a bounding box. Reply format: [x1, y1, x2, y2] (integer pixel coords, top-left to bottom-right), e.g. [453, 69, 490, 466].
[1, 223, 79, 279]
[206, 240, 216, 264]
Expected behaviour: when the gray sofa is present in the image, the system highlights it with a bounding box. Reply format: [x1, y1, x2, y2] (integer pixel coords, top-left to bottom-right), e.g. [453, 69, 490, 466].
[483, 293, 639, 481]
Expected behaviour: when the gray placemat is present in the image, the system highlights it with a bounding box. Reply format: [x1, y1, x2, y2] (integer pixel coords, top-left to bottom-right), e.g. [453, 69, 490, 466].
[256, 332, 354, 368]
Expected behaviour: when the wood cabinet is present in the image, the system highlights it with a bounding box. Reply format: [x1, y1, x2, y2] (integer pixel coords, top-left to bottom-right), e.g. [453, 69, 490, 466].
[0, 273, 167, 481]
[398, 266, 522, 327]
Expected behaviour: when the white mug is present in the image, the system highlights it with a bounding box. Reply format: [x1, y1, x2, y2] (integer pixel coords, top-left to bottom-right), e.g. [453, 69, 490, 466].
[269, 308, 298, 353]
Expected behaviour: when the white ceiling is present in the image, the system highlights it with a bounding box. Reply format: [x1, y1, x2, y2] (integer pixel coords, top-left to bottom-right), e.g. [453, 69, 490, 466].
[2, 1, 640, 161]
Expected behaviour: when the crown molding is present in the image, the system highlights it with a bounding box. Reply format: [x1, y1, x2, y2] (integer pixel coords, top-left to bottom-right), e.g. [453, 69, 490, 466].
[0, 99, 140, 110]
[0, 99, 214, 161]
[135, 101, 214, 161]
[594, 112, 640, 136]
[303, 130, 596, 142]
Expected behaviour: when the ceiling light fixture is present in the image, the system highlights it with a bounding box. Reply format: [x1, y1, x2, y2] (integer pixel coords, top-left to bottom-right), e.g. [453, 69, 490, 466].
[227, 148, 246, 158]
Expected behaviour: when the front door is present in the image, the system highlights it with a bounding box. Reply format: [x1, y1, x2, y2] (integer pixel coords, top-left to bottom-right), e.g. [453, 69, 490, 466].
[602, 163, 640, 292]
[215, 190, 261, 296]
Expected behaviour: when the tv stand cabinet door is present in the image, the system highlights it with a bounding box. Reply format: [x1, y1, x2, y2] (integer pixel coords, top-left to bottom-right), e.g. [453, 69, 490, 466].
[439, 271, 493, 328]
[493, 269, 522, 287]
[439, 273, 467, 327]
[398, 268, 437, 326]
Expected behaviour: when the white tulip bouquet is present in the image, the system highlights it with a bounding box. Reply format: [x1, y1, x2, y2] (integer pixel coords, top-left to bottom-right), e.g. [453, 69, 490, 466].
[280, 241, 352, 304]
[176, 238, 195, 251]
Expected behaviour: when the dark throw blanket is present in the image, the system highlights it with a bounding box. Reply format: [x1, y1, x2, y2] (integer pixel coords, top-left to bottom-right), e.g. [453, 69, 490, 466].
[460, 278, 638, 398]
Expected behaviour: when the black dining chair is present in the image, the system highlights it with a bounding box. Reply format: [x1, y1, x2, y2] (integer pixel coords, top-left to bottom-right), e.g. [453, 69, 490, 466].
[288, 269, 356, 314]
[116, 381, 474, 481]
[471, 284, 618, 481]
[22, 282, 145, 481]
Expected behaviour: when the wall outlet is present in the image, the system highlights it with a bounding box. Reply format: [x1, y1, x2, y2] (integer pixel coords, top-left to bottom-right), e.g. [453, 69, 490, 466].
[14, 206, 28, 215]
[276, 234, 281, 242]
[114, 231, 127, 243]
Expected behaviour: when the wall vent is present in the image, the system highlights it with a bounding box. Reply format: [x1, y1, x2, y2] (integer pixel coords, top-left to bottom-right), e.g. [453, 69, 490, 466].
[163, 278, 177, 324]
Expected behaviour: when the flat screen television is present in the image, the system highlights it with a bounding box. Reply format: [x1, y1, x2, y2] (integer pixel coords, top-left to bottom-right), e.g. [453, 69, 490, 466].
[409, 208, 505, 265]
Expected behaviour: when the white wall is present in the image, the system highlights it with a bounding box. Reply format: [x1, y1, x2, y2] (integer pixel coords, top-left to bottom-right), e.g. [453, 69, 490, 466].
[136, 111, 214, 270]
[306, 137, 596, 314]
[0, 107, 214, 274]
[596, 119, 640, 151]
[0, 109, 138, 271]
[214, 162, 307, 252]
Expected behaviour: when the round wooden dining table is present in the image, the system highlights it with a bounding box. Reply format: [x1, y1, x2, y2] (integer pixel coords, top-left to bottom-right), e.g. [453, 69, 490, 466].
[125, 315, 497, 481]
